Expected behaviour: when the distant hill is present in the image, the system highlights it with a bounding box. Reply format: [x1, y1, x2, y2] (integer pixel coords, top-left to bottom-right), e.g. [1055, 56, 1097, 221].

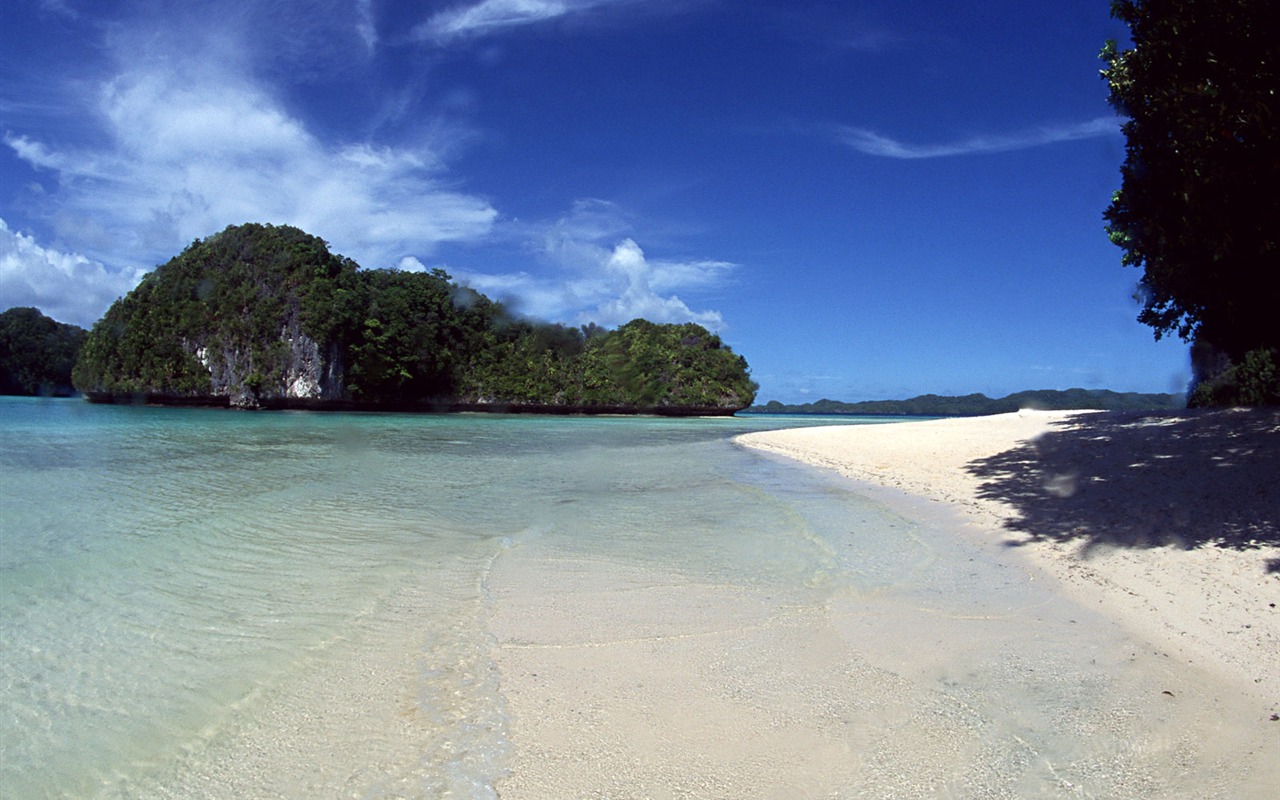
[746, 389, 1185, 417]
[71, 223, 757, 415]
[0, 307, 88, 397]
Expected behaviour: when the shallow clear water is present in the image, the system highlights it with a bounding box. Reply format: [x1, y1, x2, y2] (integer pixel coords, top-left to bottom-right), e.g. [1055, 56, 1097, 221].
[0, 399, 894, 797]
[2, 399, 1267, 798]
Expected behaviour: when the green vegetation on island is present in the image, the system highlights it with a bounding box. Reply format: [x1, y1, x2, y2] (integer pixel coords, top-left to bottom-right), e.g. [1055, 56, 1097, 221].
[70, 223, 758, 414]
[747, 389, 1184, 417]
[1102, 0, 1279, 406]
[0, 307, 88, 396]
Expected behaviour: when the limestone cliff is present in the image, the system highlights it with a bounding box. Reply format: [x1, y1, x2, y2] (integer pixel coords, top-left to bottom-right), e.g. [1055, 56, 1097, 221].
[191, 318, 348, 408]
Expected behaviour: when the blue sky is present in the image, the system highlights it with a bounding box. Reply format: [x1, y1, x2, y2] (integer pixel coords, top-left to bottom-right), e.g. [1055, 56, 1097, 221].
[0, 0, 1191, 402]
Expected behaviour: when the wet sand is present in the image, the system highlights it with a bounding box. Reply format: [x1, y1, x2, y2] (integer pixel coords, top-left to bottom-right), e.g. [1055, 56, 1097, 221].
[486, 410, 1280, 797]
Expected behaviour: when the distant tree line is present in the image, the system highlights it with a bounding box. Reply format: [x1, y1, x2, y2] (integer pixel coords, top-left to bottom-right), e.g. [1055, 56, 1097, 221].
[0, 307, 87, 396]
[747, 389, 1185, 417]
[67, 223, 757, 413]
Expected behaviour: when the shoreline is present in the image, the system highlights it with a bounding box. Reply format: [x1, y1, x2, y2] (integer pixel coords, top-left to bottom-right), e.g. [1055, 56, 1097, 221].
[77, 391, 745, 416]
[486, 410, 1279, 796]
[735, 408, 1280, 707]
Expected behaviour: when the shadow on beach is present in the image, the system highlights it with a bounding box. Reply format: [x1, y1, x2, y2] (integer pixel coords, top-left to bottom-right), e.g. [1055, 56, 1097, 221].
[965, 409, 1280, 570]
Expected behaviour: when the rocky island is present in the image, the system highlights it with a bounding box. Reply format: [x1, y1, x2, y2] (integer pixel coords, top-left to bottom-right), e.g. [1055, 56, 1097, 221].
[72, 223, 757, 415]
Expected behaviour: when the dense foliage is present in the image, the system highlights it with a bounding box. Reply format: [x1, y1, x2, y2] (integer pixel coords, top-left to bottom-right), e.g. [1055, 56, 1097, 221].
[73, 224, 359, 396]
[72, 223, 757, 413]
[0, 307, 88, 396]
[1101, 0, 1279, 405]
[1187, 347, 1280, 408]
[747, 389, 1185, 417]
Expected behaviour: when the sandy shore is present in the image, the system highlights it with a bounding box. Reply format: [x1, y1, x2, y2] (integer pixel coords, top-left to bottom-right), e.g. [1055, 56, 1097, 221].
[737, 409, 1280, 703]
[487, 409, 1279, 797]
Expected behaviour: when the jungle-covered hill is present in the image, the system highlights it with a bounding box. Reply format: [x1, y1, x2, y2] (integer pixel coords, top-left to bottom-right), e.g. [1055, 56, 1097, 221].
[747, 389, 1185, 417]
[72, 223, 757, 414]
[0, 307, 88, 397]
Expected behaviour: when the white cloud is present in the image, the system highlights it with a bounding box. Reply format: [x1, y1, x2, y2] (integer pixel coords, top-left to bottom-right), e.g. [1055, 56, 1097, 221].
[456, 200, 730, 330]
[5, 135, 66, 172]
[838, 117, 1121, 159]
[417, 0, 651, 43]
[7, 70, 496, 273]
[542, 198, 634, 270]
[419, 0, 572, 41]
[6, 66, 496, 273]
[590, 239, 725, 329]
[0, 219, 145, 328]
[3, 2, 726, 333]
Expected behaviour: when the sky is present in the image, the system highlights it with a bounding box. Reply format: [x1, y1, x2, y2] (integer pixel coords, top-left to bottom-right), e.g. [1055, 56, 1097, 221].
[0, 0, 1192, 403]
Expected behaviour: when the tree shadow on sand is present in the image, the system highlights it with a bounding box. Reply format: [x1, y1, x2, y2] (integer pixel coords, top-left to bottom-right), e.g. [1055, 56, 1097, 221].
[965, 409, 1280, 571]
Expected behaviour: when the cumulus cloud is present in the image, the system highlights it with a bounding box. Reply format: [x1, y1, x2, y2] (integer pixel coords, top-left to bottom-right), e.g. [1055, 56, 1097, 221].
[457, 200, 731, 330]
[5, 63, 496, 273]
[590, 238, 726, 329]
[0, 219, 145, 328]
[838, 116, 1121, 159]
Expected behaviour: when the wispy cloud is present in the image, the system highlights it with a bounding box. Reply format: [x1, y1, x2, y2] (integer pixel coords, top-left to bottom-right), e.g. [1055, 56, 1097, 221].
[0, 219, 145, 328]
[455, 199, 732, 330]
[837, 117, 1121, 159]
[38, 0, 78, 19]
[420, 0, 573, 42]
[356, 0, 378, 51]
[5, 65, 496, 276]
[416, 0, 654, 43]
[3, 0, 503, 289]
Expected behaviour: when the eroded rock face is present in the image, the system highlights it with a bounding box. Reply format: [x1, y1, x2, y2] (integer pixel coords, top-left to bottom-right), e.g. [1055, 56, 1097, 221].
[286, 338, 322, 399]
[191, 320, 349, 408]
[281, 324, 338, 400]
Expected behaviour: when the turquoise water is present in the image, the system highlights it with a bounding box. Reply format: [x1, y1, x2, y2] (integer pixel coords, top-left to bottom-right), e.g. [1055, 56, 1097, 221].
[1, 398, 899, 797]
[2, 398, 1268, 798]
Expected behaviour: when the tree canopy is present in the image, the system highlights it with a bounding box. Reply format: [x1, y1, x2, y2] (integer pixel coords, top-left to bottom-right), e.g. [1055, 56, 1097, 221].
[0, 307, 88, 396]
[1101, 0, 1278, 403]
[71, 223, 757, 414]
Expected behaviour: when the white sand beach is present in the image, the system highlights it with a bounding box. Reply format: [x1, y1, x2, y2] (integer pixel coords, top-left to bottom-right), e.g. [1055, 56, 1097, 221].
[736, 409, 1280, 703]
[487, 410, 1280, 797]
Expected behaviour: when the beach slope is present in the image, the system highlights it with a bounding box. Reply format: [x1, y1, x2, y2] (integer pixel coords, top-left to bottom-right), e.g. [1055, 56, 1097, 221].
[487, 409, 1279, 797]
[737, 409, 1280, 702]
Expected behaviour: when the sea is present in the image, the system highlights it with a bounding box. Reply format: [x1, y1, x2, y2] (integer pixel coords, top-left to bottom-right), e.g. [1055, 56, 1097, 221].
[0, 397, 1269, 798]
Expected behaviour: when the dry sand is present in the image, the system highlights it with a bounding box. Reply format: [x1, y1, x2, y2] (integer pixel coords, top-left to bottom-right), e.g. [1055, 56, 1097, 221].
[488, 409, 1279, 798]
[736, 409, 1280, 703]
